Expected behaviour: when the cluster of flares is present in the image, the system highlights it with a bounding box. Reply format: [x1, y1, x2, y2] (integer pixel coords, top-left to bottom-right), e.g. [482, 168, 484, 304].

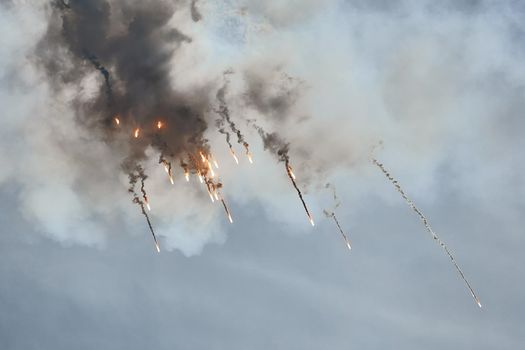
[116, 116, 239, 250]
[116, 115, 480, 308]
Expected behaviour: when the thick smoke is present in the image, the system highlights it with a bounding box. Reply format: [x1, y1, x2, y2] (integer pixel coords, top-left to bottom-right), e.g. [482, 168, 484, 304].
[2, 0, 524, 257]
[39, 0, 207, 162]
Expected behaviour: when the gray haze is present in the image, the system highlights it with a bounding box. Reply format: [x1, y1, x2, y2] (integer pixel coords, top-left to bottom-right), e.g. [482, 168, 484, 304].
[1, 0, 524, 348]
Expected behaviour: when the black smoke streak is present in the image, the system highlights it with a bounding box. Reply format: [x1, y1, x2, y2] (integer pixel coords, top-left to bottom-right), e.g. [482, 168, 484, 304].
[84, 51, 111, 105]
[255, 125, 313, 224]
[216, 73, 251, 154]
[125, 161, 160, 252]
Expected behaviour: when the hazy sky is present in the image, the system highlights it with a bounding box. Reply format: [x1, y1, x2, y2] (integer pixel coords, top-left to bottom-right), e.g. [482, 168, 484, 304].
[1, 0, 524, 349]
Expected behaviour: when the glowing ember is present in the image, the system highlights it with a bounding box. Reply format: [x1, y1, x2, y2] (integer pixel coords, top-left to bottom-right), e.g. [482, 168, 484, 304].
[157, 121, 163, 129]
[134, 128, 140, 138]
[288, 166, 296, 180]
[230, 149, 239, 164]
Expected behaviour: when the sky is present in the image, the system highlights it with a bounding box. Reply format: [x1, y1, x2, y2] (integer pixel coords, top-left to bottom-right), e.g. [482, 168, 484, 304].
[0, 0, 524, 349]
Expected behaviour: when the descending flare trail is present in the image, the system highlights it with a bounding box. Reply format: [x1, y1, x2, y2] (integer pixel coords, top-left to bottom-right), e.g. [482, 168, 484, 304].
[372, 158, 481, 308]
[127, 166, 160, 253]
[327, 212, 352, 251]
[220, 198, 233, 223]
[285, 160, 314, 226]
[135, 198, 161, 253]
[324, 183, 351, 251]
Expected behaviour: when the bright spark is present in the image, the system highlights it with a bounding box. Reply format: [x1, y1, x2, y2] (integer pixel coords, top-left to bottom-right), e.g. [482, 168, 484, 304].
[230, 149, 239, 164]
[288, 166, 296, 180]
[114, 117, 120, 125]
[134, 128, 140, 138]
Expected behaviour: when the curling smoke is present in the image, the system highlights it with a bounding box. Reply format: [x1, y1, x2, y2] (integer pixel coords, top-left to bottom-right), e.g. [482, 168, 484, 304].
[125, 162, 160, 252]
[216, 72, 253, 163]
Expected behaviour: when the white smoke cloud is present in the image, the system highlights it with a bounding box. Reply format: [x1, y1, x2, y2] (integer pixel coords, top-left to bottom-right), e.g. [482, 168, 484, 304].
[1, 0, 523, 255]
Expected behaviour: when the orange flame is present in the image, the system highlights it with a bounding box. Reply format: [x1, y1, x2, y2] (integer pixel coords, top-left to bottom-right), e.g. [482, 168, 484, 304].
[114, 117, 120, 126]
[134, 128, 140, 138]
[288, 166, 296, 180]
[200, 152, 206, 163]
[230, 149, 239, 164]
[157, 121, 163, 129]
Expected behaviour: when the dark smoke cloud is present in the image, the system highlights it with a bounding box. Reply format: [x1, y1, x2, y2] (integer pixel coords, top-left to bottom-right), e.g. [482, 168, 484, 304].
[38, 0, 210, 162]
[243, 70, 304, 121]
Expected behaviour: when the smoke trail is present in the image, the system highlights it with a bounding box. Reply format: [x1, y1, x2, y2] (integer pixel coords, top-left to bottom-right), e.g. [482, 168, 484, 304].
[126, 163, 160, 252]
[285, 160, 315, 226]
[216, 73, 253, 162]
[372, 159, 481, 308]
[84, 52, 111, 105]
[136, 166, 151, 211]
[324, 183, 351, 251]
[253, 124, 313, 224]
[159, 155, 174, 184]
[220, 198, 233, 224]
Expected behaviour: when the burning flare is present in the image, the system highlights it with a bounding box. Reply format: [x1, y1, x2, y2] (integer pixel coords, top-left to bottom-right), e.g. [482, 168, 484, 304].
[244, 143, 253, 164]
[127, 164, 160, 253]
[325, 211, 352, 251]
[114, 117, 120, 126]
[220, 198, 234, 223]
[372, 158, 481, 308]
[157, 121, 163, 129]
[285, 160, 314, 226]
[134, 128, 140, 138]
[230, 148, 239, 164]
